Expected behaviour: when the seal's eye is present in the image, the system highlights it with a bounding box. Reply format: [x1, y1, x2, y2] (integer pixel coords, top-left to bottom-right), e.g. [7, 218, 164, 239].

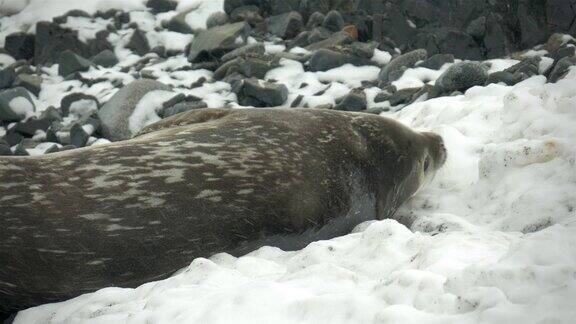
[423, 157, 431, 172]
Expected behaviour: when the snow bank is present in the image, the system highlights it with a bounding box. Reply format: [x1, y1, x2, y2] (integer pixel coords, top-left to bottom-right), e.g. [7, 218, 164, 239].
[15, 67, 576, 323]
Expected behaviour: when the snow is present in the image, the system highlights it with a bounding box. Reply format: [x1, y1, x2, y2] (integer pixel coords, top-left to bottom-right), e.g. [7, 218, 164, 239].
[128, 90, 178, 134]
[8, 96, 34, 120]
[372, 49, 392, 65]
[182, 0, 225, 30]
[15, 62, 576, 324]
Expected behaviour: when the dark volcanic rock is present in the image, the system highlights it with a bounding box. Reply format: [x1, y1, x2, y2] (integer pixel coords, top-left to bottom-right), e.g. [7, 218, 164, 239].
[98, 79, 171, 141]
[305, 31, 352, 51]
[435, 62, 489, 93]
[0, 87, 35, 122]
[0, 139, 11, 156]
[159, 101, 208, 118]
[322, 10, 345, 32]
[14, 117, 51, 137]
[505, 57, 541, 77]
[91, 49, 119, 67]
[379, 49, 427, 82]
[306, 12, 325, 28]
[548, 56, 576, 83]
[417, 54, 454, 70]
[70, 123, 90, 148]
[266, 11, 303, 39]
[34, 21, 90, 65]
[58, 50, 93, 77]
[165, 11, 194, 34]
[221, 43, 265, 62]
[4, 33, 35, 61]
[485, 71, 523, 86]
[237, 78, 288, 107]
[0, 67, 16, 90]
[146, 0, 177, 14]
[188, 22, 250, 63]
[308, 49, 373, 72]
[334, 89, 367, 111]
[61, 93, 99, 117]
[126, 29, 151, 56]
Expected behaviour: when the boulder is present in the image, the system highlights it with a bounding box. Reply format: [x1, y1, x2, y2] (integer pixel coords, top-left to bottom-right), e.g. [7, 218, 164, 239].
[34, 21, 90, 65]
[0, 87, 35, 122]
[0, 67, 16, 90]
[146, 0, 177, 14]
[165, 11, 194, 34]
[159, 100, 208, 118]
[4, 33, 35, 60]
[378, 49, 427, 82]
[188, 22, 250, 63]
[97, 79, 171, 141]
[70, 123, 90, 148]
[485, 71, 523, 86]
[435, 61, 489, 93]
[334, 89, 367, 111]
[13, 117, 51, 137]
[237, 78, 288, 107]
[306, 12, 325, 28]
[61, 93, 99, 117]
[305, 31, 352, 51]
[221, 43, 265, 62]
[58, 50, 93, 77]
[126, 29, 151, 56]
[322, 10, 345, 32]
[308, 49, 372, 72]
[417, 53, 454, 70]
[230, 6, 264, 25]
[548, 56, 576, 83]
[91, 49, 119, 67]
[266, 11, 303, 39]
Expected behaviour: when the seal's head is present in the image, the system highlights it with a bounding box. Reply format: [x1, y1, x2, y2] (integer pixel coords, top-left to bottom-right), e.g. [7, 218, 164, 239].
[418, 131, 448, 184]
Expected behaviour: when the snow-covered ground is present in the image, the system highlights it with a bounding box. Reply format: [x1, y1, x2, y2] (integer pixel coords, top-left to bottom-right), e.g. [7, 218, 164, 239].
[14, 67, 576, 323]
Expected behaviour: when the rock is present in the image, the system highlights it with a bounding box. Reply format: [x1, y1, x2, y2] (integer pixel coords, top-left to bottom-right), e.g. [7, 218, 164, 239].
[466, 16, 486, 38]
[0, 139, 11, 156]
[159, 101, 208, 118]
[545, 33, 566, 52]
[0, 87, 35, 122]
[308, 49, 372, 72]
[290, 94, 304, 107]
[70, 123, 90, 148]
[547, 45, 576, 63]
[388, 87, 424, 106]
[43, 143, 60, 154]
[435, 61, 489, 93]
[13, 142, 29, 156]
[61, 93, 99, 117]
[378, 49, 427, 82]
[548, 56, 576, 83]
[237, 78, 288, 107]
[97, 79, 171, 141]
[91, 49, 119, 67]
[266, 11, 303, 39]
[230, 6, 263, 25]
[14, 74, 42, 96]
[58, 50, 93, 77]
[4, 33, 35, 60]
[342, 25, 358, 41]
[207, 12, 229, 29]
[0, 67, 16, 90]
[365, 107, 389, 114]
[322, 10, 345, 32]
[224, 0, 271, 16]
[270, 0, 299, 15]
[126, 29, 151, 56]
[165, 11, 194, 34]
[39, 106, 63, 123]
[221, 43, 265, 62]
[306, 12, 325, 28]
[34, 21, 90, 65]
[334, 89, 366, 111]
[504, 57, 540, 77]
[485, 71, 523, 86]
[3, 131, 24, 146]
[350, 41, 377, 59]
[417, 53, 454, 70]
[146, 0, 177, 14]
[433, 28, 484, 60]
[483, 15, 512, 59]
[372, 8, 416, 50]
[305, 31, 352, 51]
[306, 27, 332, 44]
[188, 22, 250, 63]
[238, 56, 280, 78]
[13, 117, 51, 137]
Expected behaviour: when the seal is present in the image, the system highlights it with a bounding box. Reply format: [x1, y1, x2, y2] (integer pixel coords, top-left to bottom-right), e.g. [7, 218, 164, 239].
[0, 108, 446, 317]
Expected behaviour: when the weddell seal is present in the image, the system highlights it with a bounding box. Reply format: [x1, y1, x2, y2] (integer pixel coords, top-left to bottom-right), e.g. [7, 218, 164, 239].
[0, 108, 446, 317]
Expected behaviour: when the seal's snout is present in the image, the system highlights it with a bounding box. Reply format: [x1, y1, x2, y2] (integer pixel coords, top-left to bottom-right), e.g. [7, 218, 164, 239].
[421, 132, 447, 170]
